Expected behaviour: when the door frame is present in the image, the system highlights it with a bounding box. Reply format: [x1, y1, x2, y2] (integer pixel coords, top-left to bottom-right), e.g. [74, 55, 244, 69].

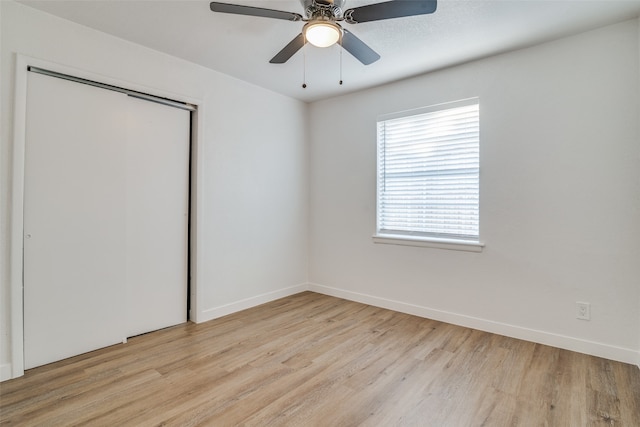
[9, 54, 205, 378]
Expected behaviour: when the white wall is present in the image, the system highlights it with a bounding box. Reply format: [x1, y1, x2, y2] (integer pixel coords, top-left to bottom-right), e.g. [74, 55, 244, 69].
[308, 19, 640, 364]
[0, 0, 308, 379]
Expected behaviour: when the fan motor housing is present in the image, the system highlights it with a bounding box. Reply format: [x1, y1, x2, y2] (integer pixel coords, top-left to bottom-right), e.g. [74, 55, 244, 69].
[301, 0, 345, 19]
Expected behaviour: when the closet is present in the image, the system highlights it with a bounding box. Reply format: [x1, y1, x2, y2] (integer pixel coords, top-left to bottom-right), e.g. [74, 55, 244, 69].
[23, 69, 191, 369]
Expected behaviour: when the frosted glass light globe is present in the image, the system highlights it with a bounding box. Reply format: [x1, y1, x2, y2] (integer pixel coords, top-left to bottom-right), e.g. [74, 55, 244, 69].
[305, 22, 341, 48]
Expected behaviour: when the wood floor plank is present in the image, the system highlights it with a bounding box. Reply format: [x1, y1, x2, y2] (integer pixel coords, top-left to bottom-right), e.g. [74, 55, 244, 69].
[1, 291, 639, 426]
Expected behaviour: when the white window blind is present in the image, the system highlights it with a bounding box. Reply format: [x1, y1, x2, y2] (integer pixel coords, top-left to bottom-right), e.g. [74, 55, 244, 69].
[377, 99, 479, 241]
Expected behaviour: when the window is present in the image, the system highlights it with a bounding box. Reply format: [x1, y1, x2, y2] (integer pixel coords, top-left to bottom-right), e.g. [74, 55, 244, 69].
[375, 98, 482, 251]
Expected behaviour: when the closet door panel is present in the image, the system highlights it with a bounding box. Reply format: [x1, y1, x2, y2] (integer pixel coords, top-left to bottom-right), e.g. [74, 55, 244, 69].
[23, 72, 128, 369]
[125, 97, 189, 337]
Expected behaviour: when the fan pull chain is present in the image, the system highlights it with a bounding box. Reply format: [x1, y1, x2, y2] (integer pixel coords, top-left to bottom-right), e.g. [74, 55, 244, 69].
[339, 34, 343, 85]
[302, 36, 307, 89]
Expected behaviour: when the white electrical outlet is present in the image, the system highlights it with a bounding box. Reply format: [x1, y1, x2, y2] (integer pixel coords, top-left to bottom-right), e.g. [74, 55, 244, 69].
[576, 302, 590, 320]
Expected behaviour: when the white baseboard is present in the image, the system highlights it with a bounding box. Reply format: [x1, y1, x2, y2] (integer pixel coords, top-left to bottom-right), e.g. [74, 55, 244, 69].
[198, 283, 310, 323]
[188, 281, 640, 368]
[308, 283, 640, 367]
[1, 363, 12, 382]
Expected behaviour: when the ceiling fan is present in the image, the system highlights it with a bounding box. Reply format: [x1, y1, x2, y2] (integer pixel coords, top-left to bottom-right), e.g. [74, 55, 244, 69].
[209, 0, 437, 65]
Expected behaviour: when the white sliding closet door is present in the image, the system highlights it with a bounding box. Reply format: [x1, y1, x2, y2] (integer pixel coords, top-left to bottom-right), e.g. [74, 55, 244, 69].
[23, 71, 189, 369]
[24, 73, 129, 369]
[125, 97, 189, 338]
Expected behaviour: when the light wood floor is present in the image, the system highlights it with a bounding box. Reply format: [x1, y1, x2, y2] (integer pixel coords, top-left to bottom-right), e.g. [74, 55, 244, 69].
[1, 292, 639, 426]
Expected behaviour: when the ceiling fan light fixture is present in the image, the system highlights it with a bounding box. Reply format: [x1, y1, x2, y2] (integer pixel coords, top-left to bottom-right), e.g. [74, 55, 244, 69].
[304, 21, 341, 48]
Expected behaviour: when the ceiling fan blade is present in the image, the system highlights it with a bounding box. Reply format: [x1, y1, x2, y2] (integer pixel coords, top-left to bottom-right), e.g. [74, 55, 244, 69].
[344, 0, 437, 24]
[210, 2, 302, 21]
[341, 29, 380, 65]
[270, 33, 307, 64]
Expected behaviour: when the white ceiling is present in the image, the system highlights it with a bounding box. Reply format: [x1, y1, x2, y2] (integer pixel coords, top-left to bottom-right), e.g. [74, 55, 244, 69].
[19, 0, 640, 102]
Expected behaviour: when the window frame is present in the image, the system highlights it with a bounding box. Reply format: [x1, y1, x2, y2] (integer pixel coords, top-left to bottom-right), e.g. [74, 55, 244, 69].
[374, 98, 484, 252]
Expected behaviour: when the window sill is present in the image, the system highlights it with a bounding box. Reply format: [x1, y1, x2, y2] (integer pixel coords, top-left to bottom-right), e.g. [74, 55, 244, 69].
[372, 234, 484, 252]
